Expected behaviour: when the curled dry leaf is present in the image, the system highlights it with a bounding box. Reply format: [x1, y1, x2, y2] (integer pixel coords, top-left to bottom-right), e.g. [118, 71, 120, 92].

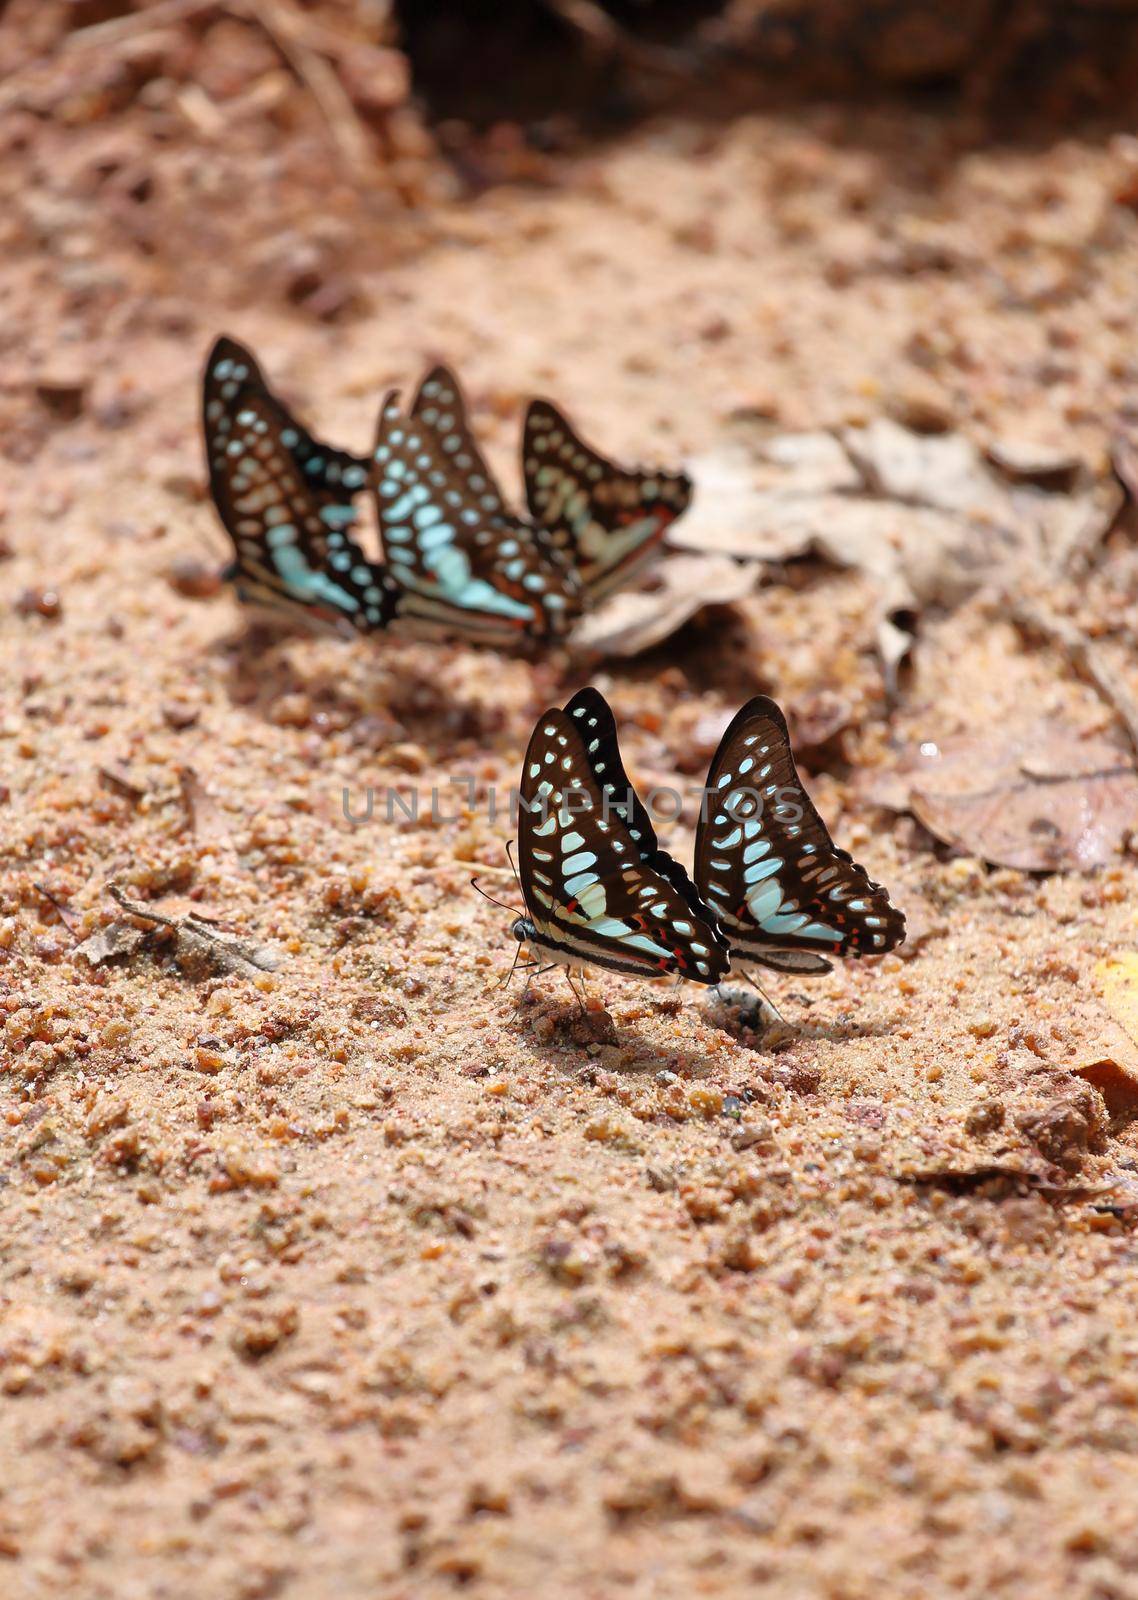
[1077, 956, 1138, 1119]
[572, 554, 757, 658]
[676, 419, 1122, 666]
[983, 435, 1082, 488]
[862, 722, 1138, 872]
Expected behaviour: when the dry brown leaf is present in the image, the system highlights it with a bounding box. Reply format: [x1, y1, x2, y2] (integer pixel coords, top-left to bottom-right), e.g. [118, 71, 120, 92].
[572, 554, 757, 658]
[864, 722, 1138, 871]
[676, 420, 1121, 666]
[984, 435, 1082, 486]
[75, 921, 147, 966]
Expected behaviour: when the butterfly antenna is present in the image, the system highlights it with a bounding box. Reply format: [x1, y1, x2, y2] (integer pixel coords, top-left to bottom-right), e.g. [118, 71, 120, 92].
[505, 838, 524, 899]
[470, 877, 519, 916]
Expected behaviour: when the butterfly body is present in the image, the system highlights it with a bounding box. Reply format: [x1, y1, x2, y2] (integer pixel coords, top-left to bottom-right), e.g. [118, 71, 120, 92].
[513, 689, 729, 987]
[372, 367, 583, 646]
[523, 400, 692, 603]
[694, 697, 905, 976]
[204, 336, 400, 637]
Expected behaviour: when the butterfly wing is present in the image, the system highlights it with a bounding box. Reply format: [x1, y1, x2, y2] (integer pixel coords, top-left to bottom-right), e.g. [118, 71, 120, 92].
[694, 697, 905, 967]
[371, 365, 581, 644]
[523, 399, 692, 602]
[203, 337, 398, 634]
[518, 702, 728, 984]
[205, 336, 372, 529]
[562, 686, 723, 928]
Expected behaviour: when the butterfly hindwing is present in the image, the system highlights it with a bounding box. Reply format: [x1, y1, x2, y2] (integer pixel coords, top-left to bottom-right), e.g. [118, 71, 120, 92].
[371, 365, 581, 643]
[694, 697, 905, 967]
[518, 699, 728, 984]
[203, 337, 398, 634]
[523, 399, 692, 602]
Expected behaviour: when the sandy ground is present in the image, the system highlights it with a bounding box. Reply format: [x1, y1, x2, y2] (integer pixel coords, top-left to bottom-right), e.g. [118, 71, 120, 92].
[6, 96, 1138, 1600]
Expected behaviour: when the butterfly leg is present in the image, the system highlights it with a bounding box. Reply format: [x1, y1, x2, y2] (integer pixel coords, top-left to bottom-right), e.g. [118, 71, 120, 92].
[516, 962, 557, 1009]
[564, 969, 588, 1015]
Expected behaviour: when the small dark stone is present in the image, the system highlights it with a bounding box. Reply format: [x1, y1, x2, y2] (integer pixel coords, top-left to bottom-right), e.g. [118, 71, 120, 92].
[162, 702, 200, 731]
[15, 587, 62, 620]
[167, 557, 223, 600]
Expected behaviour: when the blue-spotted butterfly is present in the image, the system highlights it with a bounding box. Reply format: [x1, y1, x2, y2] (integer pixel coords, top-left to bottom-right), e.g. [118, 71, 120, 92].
[522, 399, 692, 602]
[203, 336, 400, 636]
[694, 696, 905, 976]
[509, 688, 729, 987]
[372, 366, 583, 645]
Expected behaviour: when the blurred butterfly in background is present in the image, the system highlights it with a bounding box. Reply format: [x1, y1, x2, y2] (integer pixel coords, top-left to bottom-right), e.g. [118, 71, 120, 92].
[523, 398, 692, 603]
[503, 687, 729, 999]
[693, 696, 906, 981]
[203, 336, 400, 636]
[372, 365, 583, 645]
[370, 365, 694, 645]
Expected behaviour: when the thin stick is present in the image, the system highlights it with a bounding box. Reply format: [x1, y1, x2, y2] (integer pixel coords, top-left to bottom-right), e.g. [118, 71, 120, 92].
[0, 0, 214, 112]
[65, 0, 214, 51]
[1009, 597, 1138, 761]
[542, 0, 690, 77]
[450, 861, 517, 879]
[237, 0, 372, 178]
[108, 884, 181, 930]
[33, 883, 78, 940]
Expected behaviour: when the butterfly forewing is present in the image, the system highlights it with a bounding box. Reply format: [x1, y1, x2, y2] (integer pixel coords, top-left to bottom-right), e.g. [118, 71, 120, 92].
[523, 399, 692, 602]
[519, 704, 728, 984]
[694, 697, 905, 966]
[372, 365, 581, 643]
[205, 337, 372, 524]
[203, 337, 398, 634]
[563, 687, 721, 927]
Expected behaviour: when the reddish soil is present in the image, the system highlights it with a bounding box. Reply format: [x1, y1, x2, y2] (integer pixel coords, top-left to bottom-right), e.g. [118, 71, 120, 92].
[5, 11, 1138, 1597]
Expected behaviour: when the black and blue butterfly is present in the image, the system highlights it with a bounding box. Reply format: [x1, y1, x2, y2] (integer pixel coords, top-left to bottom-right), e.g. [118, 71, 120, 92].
[203, 335, 400, 636]
[370, 366, 692, 644]
[693, 697, 906, 979]
[522, 398, 692, 603]
[372, 366, 583, 645]
[503, 687, 730, 996]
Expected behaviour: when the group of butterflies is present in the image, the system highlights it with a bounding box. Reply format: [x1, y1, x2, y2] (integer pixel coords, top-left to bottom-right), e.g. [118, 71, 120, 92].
[492, 687, 906, 1009]
[202, 336, 906, 1007]
[203, 335, 692, 646]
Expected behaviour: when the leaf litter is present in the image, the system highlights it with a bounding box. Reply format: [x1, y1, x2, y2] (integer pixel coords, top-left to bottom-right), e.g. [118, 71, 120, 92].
[648, 413, 1135, 874]
[861, 721, 1138, 872]
[77, 885, 282, 976]
[572, 554, 758, 657]
[670, 416, 1123, 668]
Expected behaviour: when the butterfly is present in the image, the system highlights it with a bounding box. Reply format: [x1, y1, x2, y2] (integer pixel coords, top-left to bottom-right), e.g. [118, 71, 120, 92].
[693, 696, 906, 978]
[371, 365, 583, 645]
[203, 335, 400, 636]
[507, 687, 729, 991]
[522, 398, 692, 602]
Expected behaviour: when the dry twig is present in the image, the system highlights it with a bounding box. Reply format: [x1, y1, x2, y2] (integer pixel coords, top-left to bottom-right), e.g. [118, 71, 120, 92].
[1, 0, 375, 179]
[235, 0, 373, 178]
